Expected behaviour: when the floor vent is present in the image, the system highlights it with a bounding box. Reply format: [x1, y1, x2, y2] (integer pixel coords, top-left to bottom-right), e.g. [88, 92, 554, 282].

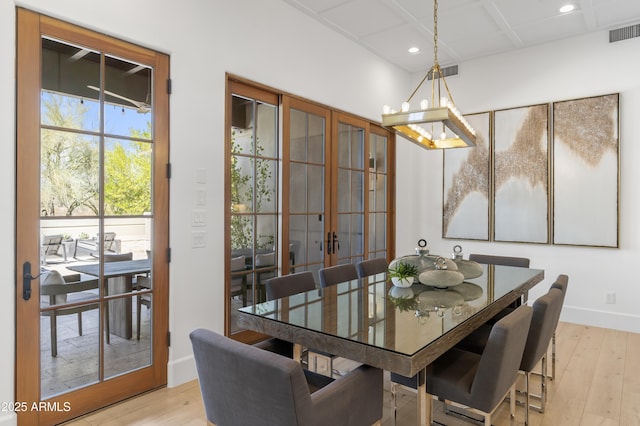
[427, 64, 458, 80]
[609, 24, 640, 43]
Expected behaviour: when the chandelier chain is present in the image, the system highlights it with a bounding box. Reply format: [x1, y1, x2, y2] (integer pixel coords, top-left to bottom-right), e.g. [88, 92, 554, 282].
[433, 0, 438, 65]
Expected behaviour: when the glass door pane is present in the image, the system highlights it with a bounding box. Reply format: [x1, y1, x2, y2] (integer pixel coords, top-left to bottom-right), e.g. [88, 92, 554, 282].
[335, 121, 365, 265]
[39, 37, 153, 397]
[368, 132, 388, 260]
[289, 107, 327, 279]
[229, 91, 279, 335]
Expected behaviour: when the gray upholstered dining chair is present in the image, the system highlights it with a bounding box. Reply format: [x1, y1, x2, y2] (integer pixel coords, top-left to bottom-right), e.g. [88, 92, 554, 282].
[190, 328, 384, 426]
[485, 273, 569, 382]
[265, 270, 343, 375]
[549, 274, 569, 380]
[256, 271, 318, 358]
[468, 253, 530, 268]
[519, 288, 564, 424]
[265, 270, 317, 301]
[426, 305, 533, 425]
[457, 288, 564, 425]
[469, 253, 531, 307]
[355, 258, 388, 279]
[315, 263, 359, 376]
[318, 263, 358, 288]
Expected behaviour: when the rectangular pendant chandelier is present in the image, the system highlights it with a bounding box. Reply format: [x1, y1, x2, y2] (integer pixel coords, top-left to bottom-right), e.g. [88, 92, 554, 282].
[381, 0, 476, 150]
[382, 105, 475, 149]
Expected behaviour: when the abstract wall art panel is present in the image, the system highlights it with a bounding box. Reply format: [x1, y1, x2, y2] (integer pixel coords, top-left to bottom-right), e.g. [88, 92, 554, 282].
[493, 104, 549, 243]
[443, 112, 490, 240]
[552, 93, 619, 247]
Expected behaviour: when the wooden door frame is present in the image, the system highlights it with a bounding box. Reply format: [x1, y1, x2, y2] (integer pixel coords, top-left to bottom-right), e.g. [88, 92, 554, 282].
[369, 123, 396, 262]
[329, 112, 372, 266]
[281, 96, 333, 275]
[224, 79, 280, 341]
[224, 76, 396, 342]
[15, 9, 170, 424]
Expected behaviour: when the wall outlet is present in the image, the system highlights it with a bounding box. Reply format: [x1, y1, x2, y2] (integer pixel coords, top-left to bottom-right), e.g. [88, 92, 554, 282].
[606, 292, 616, 304]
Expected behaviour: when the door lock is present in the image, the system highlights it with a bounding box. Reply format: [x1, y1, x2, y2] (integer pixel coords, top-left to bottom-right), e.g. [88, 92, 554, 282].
[22, 261, 41, 301]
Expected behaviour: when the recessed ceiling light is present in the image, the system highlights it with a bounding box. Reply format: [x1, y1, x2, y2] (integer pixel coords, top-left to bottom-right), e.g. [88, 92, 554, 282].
[408, 46, 420, 54]
[559, 4, 575, 13]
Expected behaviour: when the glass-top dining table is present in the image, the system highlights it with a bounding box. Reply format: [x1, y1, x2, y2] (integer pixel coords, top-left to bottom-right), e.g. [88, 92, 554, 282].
[238, 264, 544, 426]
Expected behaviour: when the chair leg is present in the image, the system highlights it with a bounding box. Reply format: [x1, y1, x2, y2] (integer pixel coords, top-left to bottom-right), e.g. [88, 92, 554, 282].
[551, 332, 556, 380]
[137, 294, 142, 340]
[524, 372, 530, 426]
[104, 303, 110, 344]
[510, 385, 516, 425]
[541, 354, 547, 411]
[50, 314, 57, 357]
[77, 312, 83, 336]
[391, 382, 398, 426]
[242, 276, 247, 307]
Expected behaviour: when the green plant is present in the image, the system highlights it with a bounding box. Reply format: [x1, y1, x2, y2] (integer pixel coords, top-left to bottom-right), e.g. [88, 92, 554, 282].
[387, 293, 419, 312]
[230, 129, 275, 250]
[388, 261, 419, 279]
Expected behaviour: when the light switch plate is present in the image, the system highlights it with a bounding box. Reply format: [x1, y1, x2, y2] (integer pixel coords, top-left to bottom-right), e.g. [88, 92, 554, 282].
[192, 210, 206, 227]
[192, 231, 206, 248]
[196, 189, 206, 206]
[196, 168, 206, 184]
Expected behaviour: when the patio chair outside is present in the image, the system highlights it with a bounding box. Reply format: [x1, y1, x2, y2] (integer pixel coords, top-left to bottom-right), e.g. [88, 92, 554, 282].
[41, 234, 67, 264]
[75, 232, 117, 258]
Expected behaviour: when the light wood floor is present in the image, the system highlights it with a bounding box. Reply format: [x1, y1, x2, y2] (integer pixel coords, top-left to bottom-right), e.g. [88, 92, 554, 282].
[64, 322, 640, 425]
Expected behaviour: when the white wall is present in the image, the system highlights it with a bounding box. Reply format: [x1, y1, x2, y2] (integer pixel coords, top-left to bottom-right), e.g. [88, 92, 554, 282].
[0, 1, 17, 425]
[3, 1, 639, 424]
[395, 31, 640, 335]
[0, 1, 408, 424]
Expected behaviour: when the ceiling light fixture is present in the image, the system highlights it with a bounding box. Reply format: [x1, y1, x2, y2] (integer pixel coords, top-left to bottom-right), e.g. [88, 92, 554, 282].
[559, 4, 575, 13]
[408, 46, 420, 54]
[382, 0, 476, 150]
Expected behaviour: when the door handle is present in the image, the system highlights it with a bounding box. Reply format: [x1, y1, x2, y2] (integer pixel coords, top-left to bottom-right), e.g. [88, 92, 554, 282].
[332, 232, 339, 254]
[326, 232, 332, 255]
[22, 261, 41, 301]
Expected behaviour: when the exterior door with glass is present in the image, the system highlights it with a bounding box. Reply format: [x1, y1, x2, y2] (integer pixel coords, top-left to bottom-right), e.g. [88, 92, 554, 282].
[227, 81, 280, 338]
[330, 113, 366, 266]
[226, 80, 394, 341]
[284, 97, 332, 279]
[15, 10, 169, 424]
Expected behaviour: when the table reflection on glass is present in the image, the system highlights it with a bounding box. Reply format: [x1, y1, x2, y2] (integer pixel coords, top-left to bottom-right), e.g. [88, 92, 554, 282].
[238, 264, 544, 426]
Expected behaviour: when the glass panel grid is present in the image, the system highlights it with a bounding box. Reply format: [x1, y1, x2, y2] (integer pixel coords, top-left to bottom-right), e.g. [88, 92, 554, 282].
[230, 93, 280, 324]
[40, 36, 156, 397]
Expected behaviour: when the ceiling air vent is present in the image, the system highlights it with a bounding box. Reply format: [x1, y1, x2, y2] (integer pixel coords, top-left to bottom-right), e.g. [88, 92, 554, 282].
[609, 24, 640, 43]
[427, 64, 458, 80]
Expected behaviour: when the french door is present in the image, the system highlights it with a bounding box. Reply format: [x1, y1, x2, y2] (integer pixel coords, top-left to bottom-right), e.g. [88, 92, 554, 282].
[226, 78, 394, 340]
[16, 9, 170, 424]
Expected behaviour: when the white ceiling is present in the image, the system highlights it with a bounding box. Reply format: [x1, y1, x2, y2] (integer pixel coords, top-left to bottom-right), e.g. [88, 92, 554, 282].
[282, 0, 640, 73]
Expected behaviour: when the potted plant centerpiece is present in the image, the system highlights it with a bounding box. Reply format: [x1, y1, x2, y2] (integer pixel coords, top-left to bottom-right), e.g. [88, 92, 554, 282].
[388, 261, 419, 288]
[387, 286, 419, 312]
